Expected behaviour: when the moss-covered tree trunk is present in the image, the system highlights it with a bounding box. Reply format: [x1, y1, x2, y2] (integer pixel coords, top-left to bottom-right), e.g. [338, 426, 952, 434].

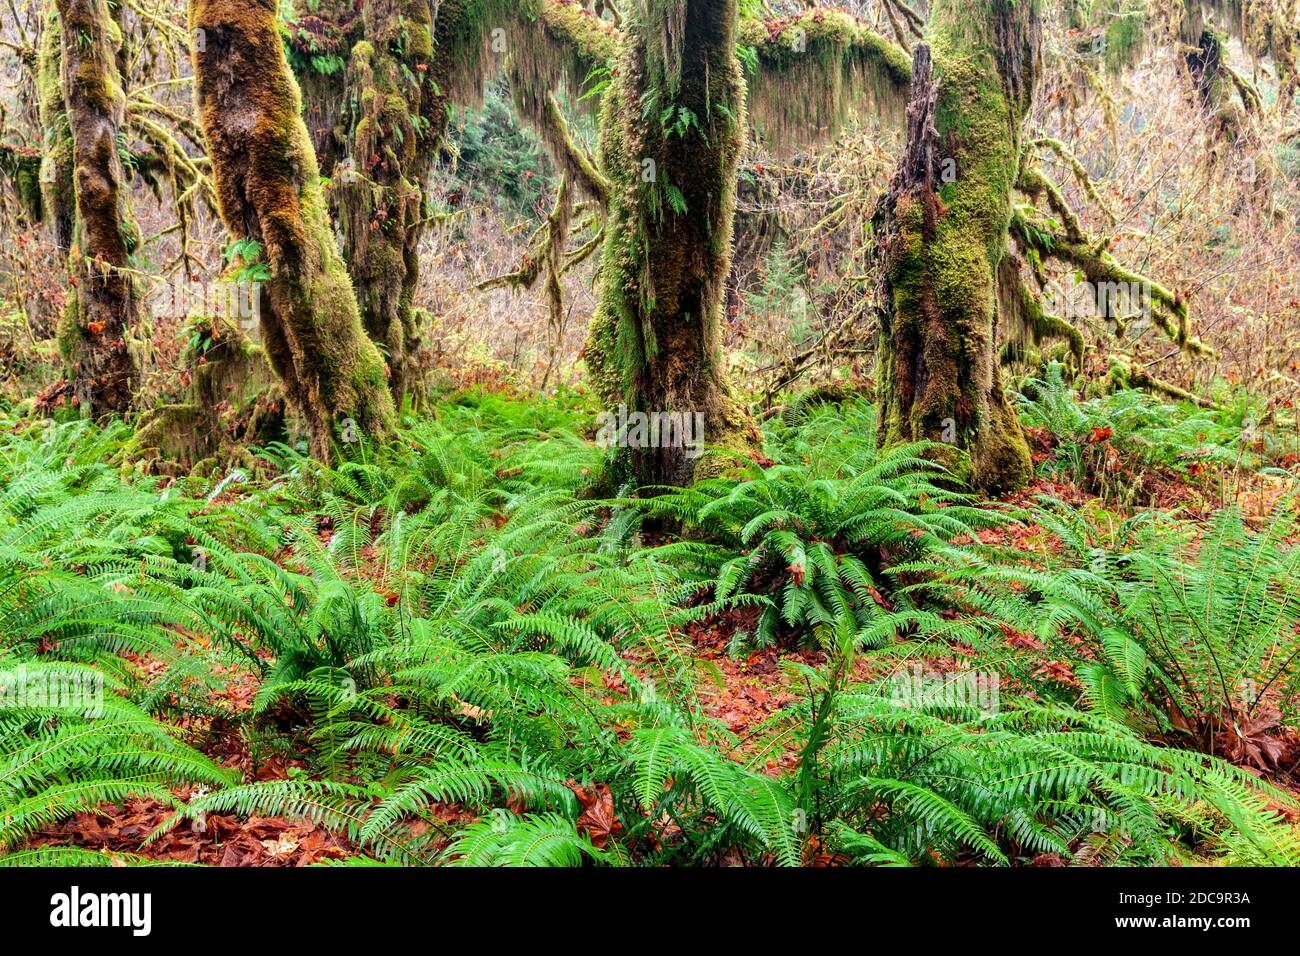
[872, 0, 1036, 494]
[334, 0, 445, 409]
[287, 0, 360, 177]
[38, 7, 75, 252]
[585, 0, 761, 488]
[190, 0, 395, 462]
[55, 0, 140, 418]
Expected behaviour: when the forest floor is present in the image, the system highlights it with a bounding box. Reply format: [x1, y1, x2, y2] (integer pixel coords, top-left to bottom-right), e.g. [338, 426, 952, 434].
[8, 385, 1300, 867]
[24, 483, 1300, 865]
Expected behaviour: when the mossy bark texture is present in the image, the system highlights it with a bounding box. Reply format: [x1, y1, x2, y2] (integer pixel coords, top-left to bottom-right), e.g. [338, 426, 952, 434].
[38, 7, 75, 251]
[190, 0, 395, 462]
[585, 0, 761, 488]
[873, 0, 1037, 494]
[287, 0, 361, 176]
[334, 0, 444, 409]
[55, 0, 140, 418]
[0, 145, 43, 224]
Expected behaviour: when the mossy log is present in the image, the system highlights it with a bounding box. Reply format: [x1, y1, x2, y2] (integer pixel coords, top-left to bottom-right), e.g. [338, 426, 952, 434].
[190, 0, 395, 462]
[55, 0, 140, 418]
[872, 0, 1040, 494]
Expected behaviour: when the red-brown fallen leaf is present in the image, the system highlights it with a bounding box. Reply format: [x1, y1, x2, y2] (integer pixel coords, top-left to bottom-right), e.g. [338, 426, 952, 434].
[1215, 708, 1296, 772]
[568, 780, 622, 849]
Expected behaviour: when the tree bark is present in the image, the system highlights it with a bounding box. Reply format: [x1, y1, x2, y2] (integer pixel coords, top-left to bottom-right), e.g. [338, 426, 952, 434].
[334, 0, 446, 409]
[190, 0, 395, 462]
[38, 6, 75, 252]
[55, 0, 140, 418]
[585, 0, 762, 488]
[872, 0, 1037, 494]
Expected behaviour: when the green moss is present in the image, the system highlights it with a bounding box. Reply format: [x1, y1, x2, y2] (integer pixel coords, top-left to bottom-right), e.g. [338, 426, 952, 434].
[192, 0, 396, 460]
[37, 8, 74, 248]
[742, 10, 911, 152]
[583, 0, 762, 487]
[56, 296, 81, 363]
[874, 0, 1036, 494]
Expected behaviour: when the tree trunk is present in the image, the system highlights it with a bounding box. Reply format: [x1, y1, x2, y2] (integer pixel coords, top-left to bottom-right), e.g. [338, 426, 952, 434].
[190, 0, 395, 462]
[38, 6, 75, 252]
[872, 0, 1036, 494]
[334, 0, 446, 409]
[585, 0, 761, 488]
[286, 0, 360, 177]
[55, 0, 140, 418]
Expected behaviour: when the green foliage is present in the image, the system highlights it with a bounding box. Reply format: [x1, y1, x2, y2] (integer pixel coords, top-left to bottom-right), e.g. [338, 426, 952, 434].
[1018, 363, 1252, 504]
[633, 401, 1004, 652]
[884, 495, 1300, 767]
[0, 394, 1294, 868]
[0, 419, 244, 851]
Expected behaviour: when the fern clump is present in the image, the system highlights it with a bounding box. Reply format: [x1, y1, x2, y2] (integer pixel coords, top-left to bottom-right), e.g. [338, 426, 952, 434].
[631, 400, 1004, 651]
[1, 393, 1296, 868]
[1017, 363, 1256, 505]
[884, 496, 1300, 772]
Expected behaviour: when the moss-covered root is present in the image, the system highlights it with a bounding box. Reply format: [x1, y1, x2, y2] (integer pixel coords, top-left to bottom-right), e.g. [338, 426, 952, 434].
[584, 0, 763, 489]
[873, 0, 1039, 495]
[190, 0, 395, 462]
[54, 0, 140, 418]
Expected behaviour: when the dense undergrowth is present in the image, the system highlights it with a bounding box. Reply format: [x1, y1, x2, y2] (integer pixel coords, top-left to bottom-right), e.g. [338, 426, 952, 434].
[1, 385, 1297, 867]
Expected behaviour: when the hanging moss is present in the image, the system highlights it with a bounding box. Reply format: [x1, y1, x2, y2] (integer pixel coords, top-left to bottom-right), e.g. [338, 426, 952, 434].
[741, 9, 911, 152]
[283, 1, 364, 173]
[996, 255, 1085, 367]
[436, 0, 618, 112]
[191, 0, 395, 461]
[328, 0, 447, 408]
[1185, 29, 1250, 151]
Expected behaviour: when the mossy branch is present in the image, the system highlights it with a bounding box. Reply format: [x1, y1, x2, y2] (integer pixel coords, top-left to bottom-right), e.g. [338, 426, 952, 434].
[741, 10, 911, 152]
[1009, 197, 1214, 359]
[1107, 354, 1219, 409]
[540, 91, 609, 204]
[1029, 137, 1116, 226]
